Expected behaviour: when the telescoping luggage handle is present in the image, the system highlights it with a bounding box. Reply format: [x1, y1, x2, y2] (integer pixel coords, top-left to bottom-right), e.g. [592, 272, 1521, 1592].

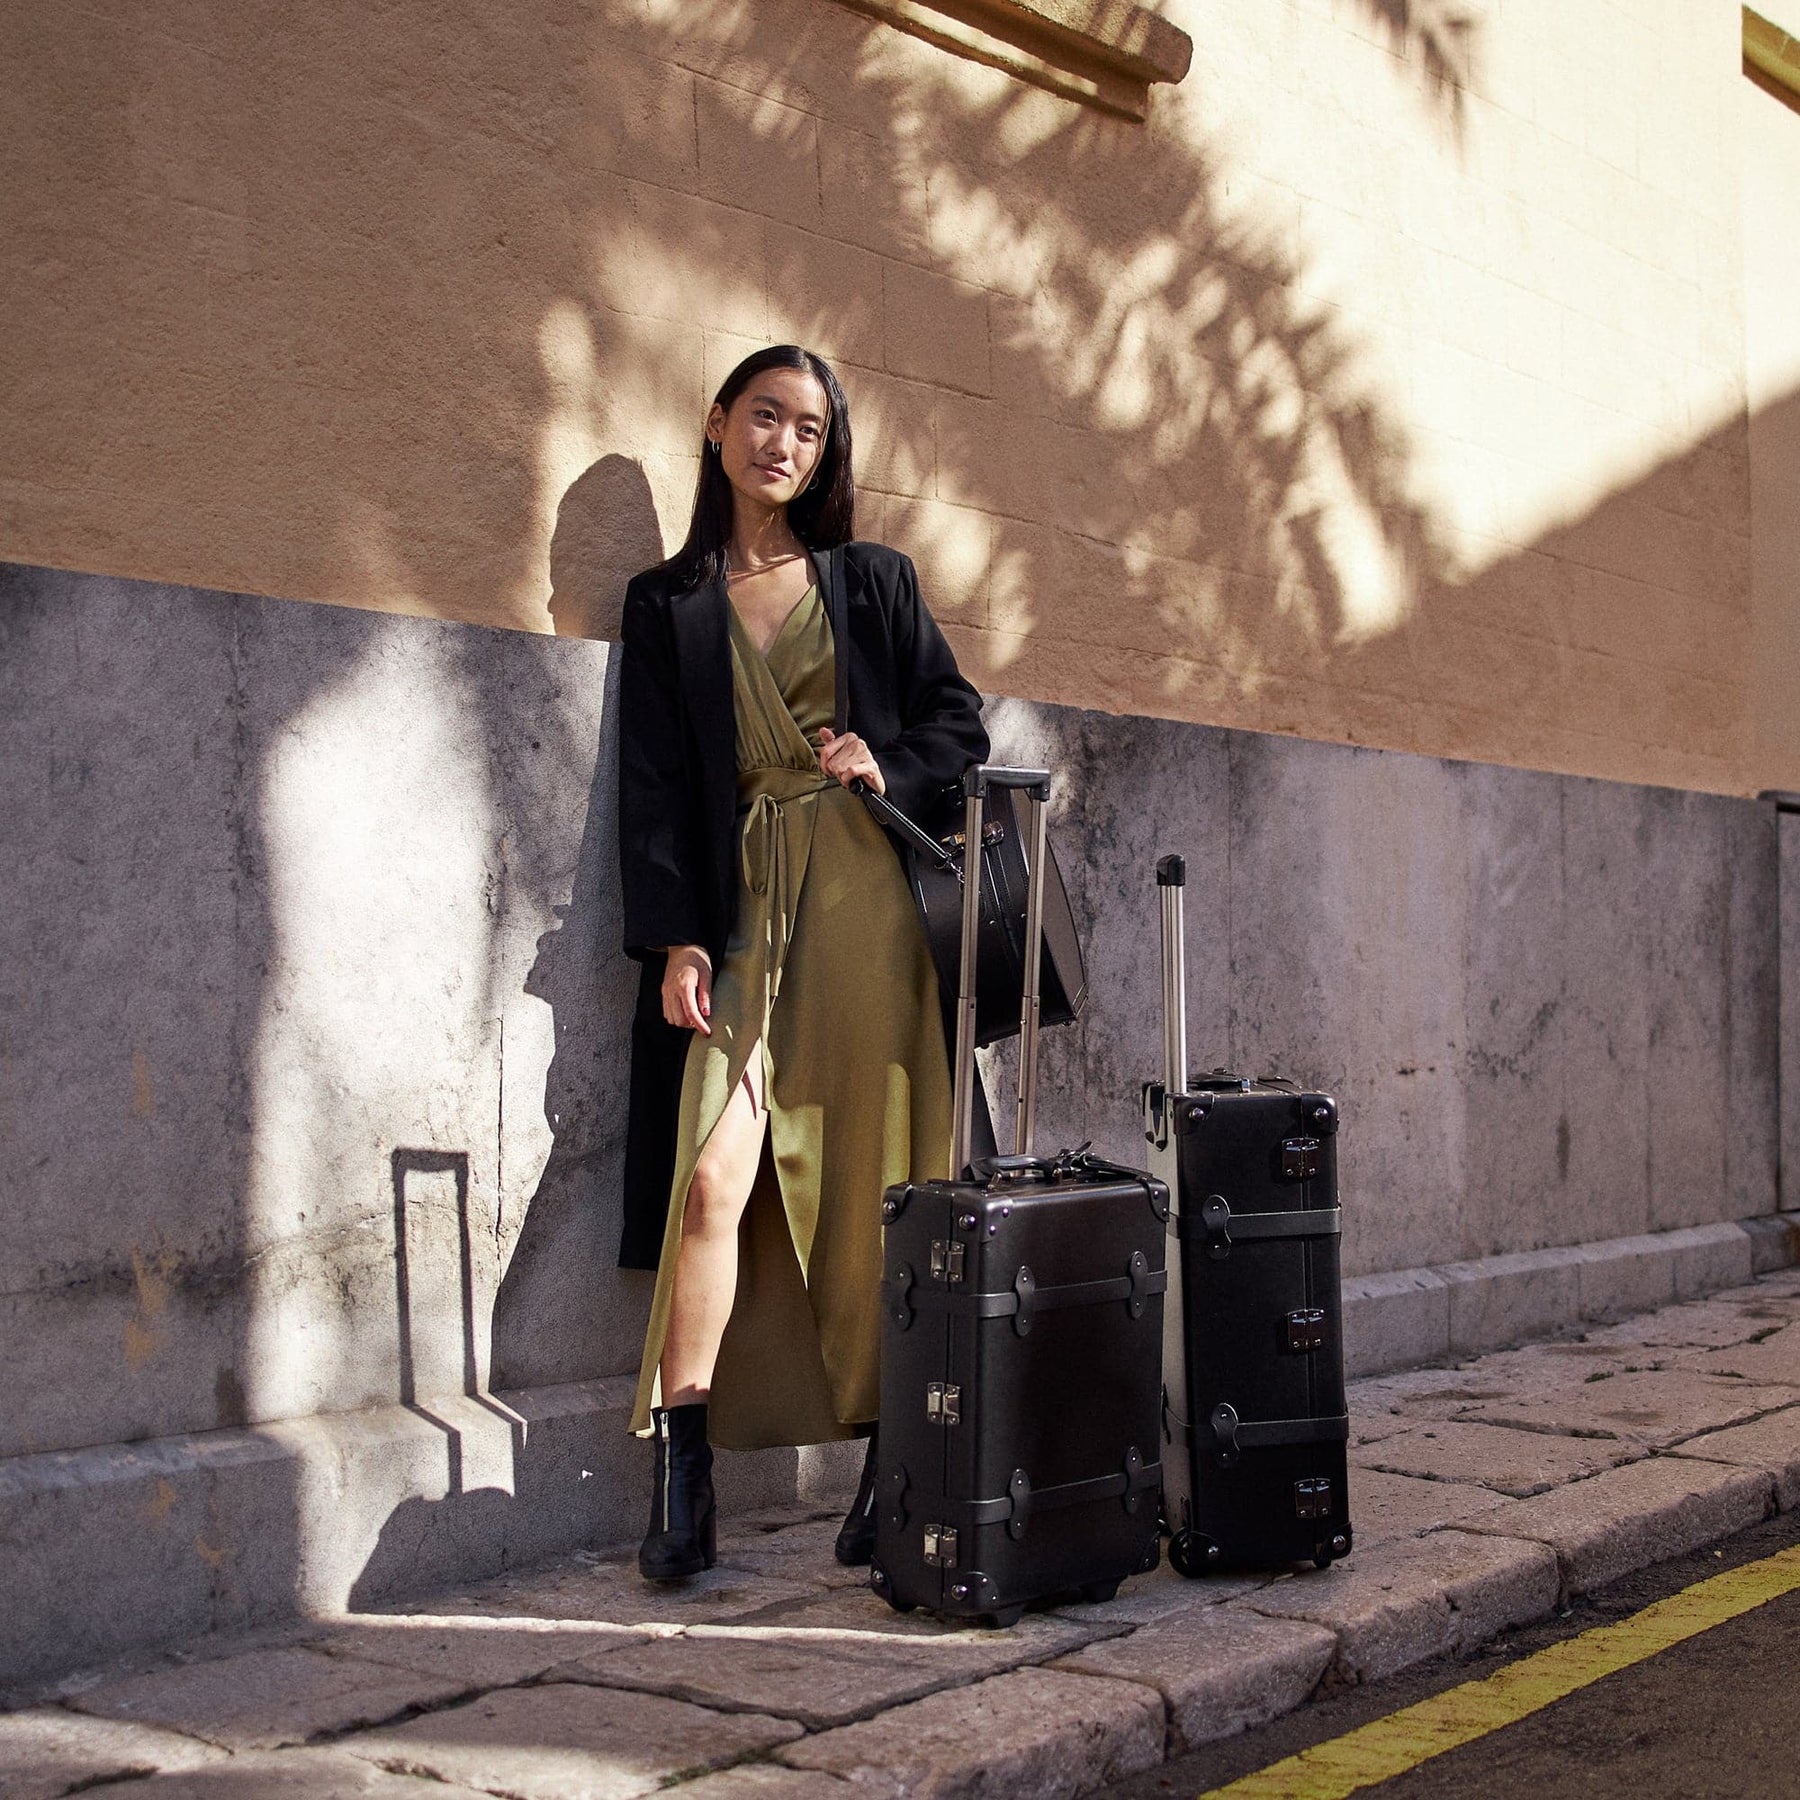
[952, 765, 1052, 1180]
[1156, 853, 1188, 1102]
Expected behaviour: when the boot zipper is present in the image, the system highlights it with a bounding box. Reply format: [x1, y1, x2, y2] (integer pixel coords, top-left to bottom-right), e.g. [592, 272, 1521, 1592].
[659, 1412, 672, 1532]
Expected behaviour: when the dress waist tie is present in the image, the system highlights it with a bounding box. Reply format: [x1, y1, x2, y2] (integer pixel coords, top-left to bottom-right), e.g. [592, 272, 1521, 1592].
[738, 766, 835, 999]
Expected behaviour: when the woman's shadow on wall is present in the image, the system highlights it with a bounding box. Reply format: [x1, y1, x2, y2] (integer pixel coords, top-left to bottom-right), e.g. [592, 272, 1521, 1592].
[351, 457, 666, 1607]
[492, 454, 667, 1391]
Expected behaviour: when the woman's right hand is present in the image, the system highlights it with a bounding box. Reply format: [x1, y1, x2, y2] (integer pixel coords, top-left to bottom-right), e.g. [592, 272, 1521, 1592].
[661, 945, 714, 1034]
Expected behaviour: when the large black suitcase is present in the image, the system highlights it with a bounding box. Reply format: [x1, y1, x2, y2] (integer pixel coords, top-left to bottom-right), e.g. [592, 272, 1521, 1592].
[870, 766, 1168, 1628]
[1142, 854, 1353, 1575]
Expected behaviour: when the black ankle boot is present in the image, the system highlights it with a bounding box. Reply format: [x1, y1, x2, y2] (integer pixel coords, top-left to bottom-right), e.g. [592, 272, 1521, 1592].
[834, 1428, 879, 1567]
[640, 1402, 717, 1581]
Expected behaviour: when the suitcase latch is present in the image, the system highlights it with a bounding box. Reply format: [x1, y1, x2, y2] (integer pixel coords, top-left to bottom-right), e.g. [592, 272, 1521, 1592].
[1285, 1308, 1327, 1353]
[886, 1263, 917, 1331]
[930, 1240, 966, 1283]
[1295, 1477, 1332, 1520]
[1210, 1401, 1242, 1467]
[922, 1524, 959, 1568]
[1282, 1137, 1322, 1180]
[885, 1463, 912, 1530]
[925, 1382, 962, 1426]
[1200, 1194, 1233, 1260]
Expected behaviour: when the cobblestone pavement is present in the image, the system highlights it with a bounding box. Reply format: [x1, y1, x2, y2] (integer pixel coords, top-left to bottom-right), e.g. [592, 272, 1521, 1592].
[13, 1267, 1800, 1800]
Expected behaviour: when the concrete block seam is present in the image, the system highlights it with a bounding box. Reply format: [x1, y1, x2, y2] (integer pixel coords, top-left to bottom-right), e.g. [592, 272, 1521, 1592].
[1040, 1658, 1184, 1761]
[1051, 1648, 1188, 1764]
[1627, 1396, 1800, 1462]
[1663, 1444, 1800, 1510]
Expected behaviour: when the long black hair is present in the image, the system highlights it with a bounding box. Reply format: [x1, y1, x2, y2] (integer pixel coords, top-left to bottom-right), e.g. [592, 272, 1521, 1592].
[659, 345, 856, 591]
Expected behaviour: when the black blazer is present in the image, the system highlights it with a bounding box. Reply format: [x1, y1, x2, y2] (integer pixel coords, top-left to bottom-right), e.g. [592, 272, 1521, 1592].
[616, 540, 990, 1268]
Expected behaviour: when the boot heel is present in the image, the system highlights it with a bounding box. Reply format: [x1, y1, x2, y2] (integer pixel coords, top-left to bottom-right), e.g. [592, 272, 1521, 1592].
[835, 1429, 881, 1567]
[702, 1504, 718, 1570]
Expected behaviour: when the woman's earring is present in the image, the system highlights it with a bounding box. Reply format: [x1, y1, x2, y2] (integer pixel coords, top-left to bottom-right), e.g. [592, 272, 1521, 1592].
[708, 440, 721, 455]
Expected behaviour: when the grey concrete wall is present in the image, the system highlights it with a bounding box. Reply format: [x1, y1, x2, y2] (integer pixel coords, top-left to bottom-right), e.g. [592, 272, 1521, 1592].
[1, 564, 646, 1464]
[983, 701, 1780, 1279]
[0, 563, 817, 1683]
[0, 562, 1785, 1681]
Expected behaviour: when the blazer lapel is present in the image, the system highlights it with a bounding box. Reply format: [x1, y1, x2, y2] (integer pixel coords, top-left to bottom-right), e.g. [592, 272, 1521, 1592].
[820, 543, 850, 734]
[668, 574, 735, 877]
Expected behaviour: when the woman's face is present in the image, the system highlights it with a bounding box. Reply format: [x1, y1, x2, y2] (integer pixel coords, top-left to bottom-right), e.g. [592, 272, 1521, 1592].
[706, 368, 830, 517]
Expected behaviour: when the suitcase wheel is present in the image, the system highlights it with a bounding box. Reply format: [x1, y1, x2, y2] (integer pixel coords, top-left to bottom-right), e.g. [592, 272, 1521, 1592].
[1168, 1529, 1219, 1578]
[1312, 1528, 1353, 1570]
[1078, 1578, 1121, 1604]
[869, 1562, 916, 1612]
[984, 1605, 1025, 1629]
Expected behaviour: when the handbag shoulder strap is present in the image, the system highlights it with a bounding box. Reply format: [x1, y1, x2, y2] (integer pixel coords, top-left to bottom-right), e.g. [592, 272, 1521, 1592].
[852, 779, 957, 868]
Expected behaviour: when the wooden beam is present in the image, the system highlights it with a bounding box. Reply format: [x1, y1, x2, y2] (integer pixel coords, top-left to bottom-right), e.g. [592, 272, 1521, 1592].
[833, 0, 1192, 121]
[1745, 5, 1800, 100]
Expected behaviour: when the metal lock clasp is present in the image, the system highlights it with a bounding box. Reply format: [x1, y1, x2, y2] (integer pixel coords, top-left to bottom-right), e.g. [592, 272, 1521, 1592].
[1285, 1308, 1327, 1353]
[930, 1240, 966, 1283]
[926, 1383, 962, 1426]
[1282, 1137, 1322, 1180]
[922, 1524, 959, 1568]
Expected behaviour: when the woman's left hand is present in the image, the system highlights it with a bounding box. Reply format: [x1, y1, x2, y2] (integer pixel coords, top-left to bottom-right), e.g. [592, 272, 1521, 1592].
[817, 727, 885, 795]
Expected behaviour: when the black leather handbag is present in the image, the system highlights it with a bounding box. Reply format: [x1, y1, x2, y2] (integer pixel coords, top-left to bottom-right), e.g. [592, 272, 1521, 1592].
[857, 775, 1086, 1047]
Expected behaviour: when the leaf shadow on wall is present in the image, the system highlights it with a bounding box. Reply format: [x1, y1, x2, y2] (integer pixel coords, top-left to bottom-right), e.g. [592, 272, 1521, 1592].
[486, 462, 663, 1394]
[552, 0, 1481, 742]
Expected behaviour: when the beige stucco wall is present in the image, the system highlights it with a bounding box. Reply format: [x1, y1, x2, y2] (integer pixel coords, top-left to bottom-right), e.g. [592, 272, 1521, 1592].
[1744, 51, 1800, 788]
[1, 0, 1792, 794]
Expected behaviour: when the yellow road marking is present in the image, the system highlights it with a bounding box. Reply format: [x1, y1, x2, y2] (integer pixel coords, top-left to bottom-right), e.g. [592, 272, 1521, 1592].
[1200, 1540, 1800, 1799]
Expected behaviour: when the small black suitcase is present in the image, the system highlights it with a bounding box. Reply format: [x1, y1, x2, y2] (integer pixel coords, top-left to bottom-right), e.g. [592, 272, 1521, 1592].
[871, 766, 1168, 1628]
[1142, 854, 1353, 1575]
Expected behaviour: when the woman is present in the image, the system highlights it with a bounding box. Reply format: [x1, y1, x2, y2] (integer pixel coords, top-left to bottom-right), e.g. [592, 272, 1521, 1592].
[617, 344, 989, 1580]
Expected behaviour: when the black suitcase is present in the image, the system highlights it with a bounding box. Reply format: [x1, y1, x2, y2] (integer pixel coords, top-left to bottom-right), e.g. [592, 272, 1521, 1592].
[870, 766, 1169, 1628]
[1142, 854, 1353, 1575]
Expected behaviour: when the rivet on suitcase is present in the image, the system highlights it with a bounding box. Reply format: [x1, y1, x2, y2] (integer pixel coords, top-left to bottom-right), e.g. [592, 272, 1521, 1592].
[1142, 853, 1354, 1575]
[871, 766, 1169, 1627]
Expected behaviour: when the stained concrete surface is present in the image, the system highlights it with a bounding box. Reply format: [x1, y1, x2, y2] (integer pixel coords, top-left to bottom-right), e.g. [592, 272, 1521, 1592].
[980, 699, 1779, 1283]
[0, 564, 1788, 1683]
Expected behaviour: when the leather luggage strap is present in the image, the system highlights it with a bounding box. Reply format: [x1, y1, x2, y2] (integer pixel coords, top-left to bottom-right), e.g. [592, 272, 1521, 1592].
[1207, 1402, 1349, 1465]
[889, 1252, 1167, 1335]
[936, 1446, 1161, 1540]
[1175, 1199, 1341, 1244]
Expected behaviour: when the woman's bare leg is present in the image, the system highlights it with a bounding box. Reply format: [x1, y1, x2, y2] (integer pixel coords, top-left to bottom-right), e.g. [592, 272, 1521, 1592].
[659, 1050, 769, 1407]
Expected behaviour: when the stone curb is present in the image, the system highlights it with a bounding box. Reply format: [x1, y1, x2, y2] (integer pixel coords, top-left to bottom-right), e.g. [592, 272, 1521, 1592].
[1342, 1217, 1790, 1378]
[8, 1221, 1796, 1692]
[17, 1273, 1800, 1800]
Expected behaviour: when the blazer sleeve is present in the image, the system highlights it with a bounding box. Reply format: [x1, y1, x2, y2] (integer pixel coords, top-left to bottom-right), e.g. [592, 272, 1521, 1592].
[877, 553, 991, 823]
[618, 579, 705, 960]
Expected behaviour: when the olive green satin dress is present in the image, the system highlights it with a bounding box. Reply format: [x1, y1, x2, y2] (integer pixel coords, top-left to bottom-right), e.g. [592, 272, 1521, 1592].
[630, 583, 953, 1451]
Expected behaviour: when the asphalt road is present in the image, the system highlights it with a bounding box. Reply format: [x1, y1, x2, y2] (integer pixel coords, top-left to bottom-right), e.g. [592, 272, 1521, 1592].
[1095, 1508, 1800, 1800]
